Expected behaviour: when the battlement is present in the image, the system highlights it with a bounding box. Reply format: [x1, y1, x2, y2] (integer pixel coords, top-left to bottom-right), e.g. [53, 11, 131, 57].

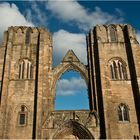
[7, 26, 50, 33]
[88, 24, 138, 44]
[1, 26, 52, 46]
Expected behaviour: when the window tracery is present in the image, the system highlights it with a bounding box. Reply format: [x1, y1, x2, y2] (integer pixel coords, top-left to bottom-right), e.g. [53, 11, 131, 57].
[19, 59, 32, 79]
[109, 59, 127, 80]
[118, 104, 129, 122]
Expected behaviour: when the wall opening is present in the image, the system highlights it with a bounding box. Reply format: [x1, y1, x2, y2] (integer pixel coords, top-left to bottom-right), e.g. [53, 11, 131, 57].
[55, 70, 89, 110]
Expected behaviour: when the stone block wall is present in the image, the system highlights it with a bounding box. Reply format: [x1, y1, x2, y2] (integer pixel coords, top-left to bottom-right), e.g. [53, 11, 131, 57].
[0, 26, 52, 139]
[87, 24, 140, 139]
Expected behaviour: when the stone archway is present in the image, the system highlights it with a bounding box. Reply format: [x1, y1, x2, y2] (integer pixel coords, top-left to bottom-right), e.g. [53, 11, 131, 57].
[53, 120, 94, 139]
[52, 50, 88, 87]
[51, 50, 90, 110]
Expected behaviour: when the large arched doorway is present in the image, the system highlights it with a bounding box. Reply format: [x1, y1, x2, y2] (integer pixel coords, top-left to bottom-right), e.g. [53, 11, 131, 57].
[53, 120, 94, 139]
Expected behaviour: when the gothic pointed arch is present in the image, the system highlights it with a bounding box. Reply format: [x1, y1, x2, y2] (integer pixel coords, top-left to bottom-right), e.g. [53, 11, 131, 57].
[108, 57, 127, 80]
[51, 50, 90, 110]
[117, 103, 130, 122]
[52, 50, 88, 96]
[53, 120, 94, 139]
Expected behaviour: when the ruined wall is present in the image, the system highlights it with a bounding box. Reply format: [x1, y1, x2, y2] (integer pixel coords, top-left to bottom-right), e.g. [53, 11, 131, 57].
[87, 24, 140, 139]
[0, 24, 140, 139]
[0, 26, 52, 139]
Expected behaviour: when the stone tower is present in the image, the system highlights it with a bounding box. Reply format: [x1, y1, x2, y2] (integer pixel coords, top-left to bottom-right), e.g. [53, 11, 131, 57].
[87, 24, 140, 139]
[0, 24, 140, 139]
[0, 26, 53, 139]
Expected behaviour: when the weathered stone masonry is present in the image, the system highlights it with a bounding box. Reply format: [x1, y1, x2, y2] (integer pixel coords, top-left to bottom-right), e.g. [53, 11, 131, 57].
[0, 24, 140, 139]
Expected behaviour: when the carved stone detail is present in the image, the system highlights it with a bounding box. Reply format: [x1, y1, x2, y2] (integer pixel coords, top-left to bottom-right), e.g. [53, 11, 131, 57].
[42, 110, 99, 130]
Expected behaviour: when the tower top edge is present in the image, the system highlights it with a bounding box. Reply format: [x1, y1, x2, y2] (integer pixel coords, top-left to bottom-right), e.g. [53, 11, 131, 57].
[7, 26, 51, 34]
[90, 23, 133, 30]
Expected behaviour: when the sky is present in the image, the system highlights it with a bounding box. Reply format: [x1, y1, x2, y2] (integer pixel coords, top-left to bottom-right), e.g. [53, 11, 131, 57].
[0, 0, 140, 110]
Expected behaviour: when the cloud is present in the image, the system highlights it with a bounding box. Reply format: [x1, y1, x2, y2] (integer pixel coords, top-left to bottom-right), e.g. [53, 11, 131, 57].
[25, 1, 47, 26]
[56, 77, 87, 96]
[53, 29, 86, 65]
[47, 0, 124, 31]
[47, 1, 124, 66]
[0, 2, 33, 41]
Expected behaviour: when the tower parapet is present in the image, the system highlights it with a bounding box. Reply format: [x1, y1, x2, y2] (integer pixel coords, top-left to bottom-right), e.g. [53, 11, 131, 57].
[88, 24, 138, 44]
[3, 26, 52, 46]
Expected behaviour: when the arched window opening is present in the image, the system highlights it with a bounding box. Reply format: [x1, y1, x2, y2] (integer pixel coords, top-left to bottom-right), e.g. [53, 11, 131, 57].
[122, 65, 127, 79]
[27, 62, 29, 79]
[19, 61, 24, 79]
[109, 26, 117, 42]
[118, 62, 122, 79]
[55, 70, 89, 110]
[22, 61, 25, 79]
[29, 64, 33, 79]
[18, 105, 28, 126]
[26, 62, 32, 79]
[19, 59, 32, 80]
[25, 28, 31, 45]
[19, 63, 22, 79]
[118, 104, 129, 122]
[109, 59, 127, 80]
[110, 64, 114, 79]
[113, 61, 118, 79]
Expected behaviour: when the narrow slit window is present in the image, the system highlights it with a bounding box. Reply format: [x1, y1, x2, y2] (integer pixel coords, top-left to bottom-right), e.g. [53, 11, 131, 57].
[113, 61, 118, 79]
[122, 66, 127, 80]
[19, 113, 26, 125]
[30, 64, 32, 79]
[22, 62, 24, 79]
[109, 26, 117, 42]
[118, 62, 122, 79]
[25, 28, 31, 45]
[110, 64, 114, 79]
[19, 64, 21, 79]
[21, 105, 25, 112]
[18, 105, 27, 126]
[27, 62, 29, 79]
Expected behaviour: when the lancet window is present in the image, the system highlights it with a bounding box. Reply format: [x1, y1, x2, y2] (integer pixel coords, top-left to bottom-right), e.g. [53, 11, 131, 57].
[109, 59, 127, 80]
[19, 59, 32, 79]
[118, 104, 129, 122]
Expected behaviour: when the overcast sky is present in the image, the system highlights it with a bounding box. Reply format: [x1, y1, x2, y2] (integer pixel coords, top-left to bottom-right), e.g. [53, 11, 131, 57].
[0, 1, 140, 110]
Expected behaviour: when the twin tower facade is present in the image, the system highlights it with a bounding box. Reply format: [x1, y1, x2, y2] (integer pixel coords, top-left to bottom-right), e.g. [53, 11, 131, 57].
[0, 24, 140, 139]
